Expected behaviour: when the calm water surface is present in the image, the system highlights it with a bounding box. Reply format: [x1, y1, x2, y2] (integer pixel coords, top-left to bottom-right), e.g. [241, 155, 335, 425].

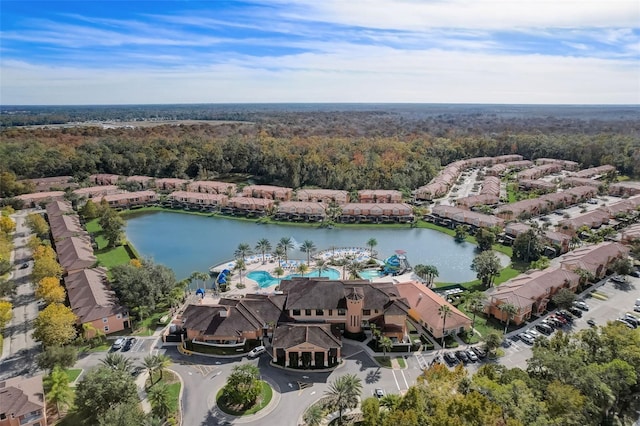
[125, 211, 481, 282]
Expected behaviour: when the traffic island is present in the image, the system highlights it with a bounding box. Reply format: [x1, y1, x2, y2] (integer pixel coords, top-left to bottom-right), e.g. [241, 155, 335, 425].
[216, 380, 273, 416]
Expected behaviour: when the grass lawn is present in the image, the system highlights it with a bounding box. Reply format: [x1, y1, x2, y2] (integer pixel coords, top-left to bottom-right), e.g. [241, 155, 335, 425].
[64, 368, 83, 383]
[147, 370, 181, 417]
[133, 310, 169, 336]
[86, 218, 136, 268]
[216, 381, 272, 416]
[77, 341, 111, 353]
[396, 357, 406, 368]
[374, 356, 392, 368]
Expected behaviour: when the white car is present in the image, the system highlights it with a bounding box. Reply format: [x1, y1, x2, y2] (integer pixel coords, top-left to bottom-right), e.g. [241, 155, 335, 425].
[248, 345, 266, 358]
[111, 337, 126, 351]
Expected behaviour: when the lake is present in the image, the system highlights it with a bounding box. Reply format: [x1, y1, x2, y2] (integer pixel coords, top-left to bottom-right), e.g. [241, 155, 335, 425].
[124, 211, 482, 282]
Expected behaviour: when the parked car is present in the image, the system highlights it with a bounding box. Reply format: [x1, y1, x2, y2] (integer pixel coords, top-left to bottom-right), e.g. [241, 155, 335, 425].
[20, 263, 29, 269]
[471, 346, 487, 359]
[248, 345, 266, 358]
[455, 350, 469, 364]
[374, 388, 385, 398]
[131, 366, 145, 377]
[623, 314, 639, 327]
[443, 352, 459, 365]
[630, 270, 640, 278]
[111, 338, 126, 351]
[568, 307, 583, 318]
[611, 275, 625, 283]
[634, 306, 640, 313]
[616, 319, 636, 329]
[536, 323, 553, 335]
[527, 329, 540, 338]
[519, 333, 535, 345]
[586, 319, 597, 327]
[123, 337, 136, 352]
[573, 301, 589, 311]
[466, 350, 478, 362]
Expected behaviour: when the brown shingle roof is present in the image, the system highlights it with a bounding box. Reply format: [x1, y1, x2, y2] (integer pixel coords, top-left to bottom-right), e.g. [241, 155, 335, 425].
[45, 200, 74, 217]
[64, 267, 126, 323]
[272, 323, 341, 350]
[55, 236, 96, 272]
[0, 375, 46, 421]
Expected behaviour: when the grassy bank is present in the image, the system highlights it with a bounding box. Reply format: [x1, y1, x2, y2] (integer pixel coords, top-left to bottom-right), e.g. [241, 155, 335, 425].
[85, 218, 137, 268]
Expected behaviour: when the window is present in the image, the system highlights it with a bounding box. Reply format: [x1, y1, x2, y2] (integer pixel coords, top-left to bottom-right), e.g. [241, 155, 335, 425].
[292, 309, 300, 316]
[316, 309, 324, 316]
[363, 309, 371, 316]
[102, 318, 108, 323]
[104, 326, 109, 332]
[374, 309, 379, 314]
[305, 309, 312, 316]
[328, 309, 333, 316]
[338, 309, 346, 316]
[0, 413, 6, 420]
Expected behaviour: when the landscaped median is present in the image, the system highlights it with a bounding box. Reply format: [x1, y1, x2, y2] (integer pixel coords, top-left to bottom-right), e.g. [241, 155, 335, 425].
[215, 364, 273, 417]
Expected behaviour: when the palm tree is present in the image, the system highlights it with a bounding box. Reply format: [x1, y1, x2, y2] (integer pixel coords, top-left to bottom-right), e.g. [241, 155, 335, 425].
[296, 263, 310, 277]
[347, 260, 364, 279]
[255, 238, 272, 264]
[277, 237, 294, 262]
[44, 366, 73, 419]
[300, 240, 316, 265]
[143, 355, 160, 387]
[414, 264, 427, 282]
[273, 266, 284, 279]
[148, 383, 172, 420]
[499, 303, 518, 334]
[438, 305, 452, 349]
[235, 258, 247, 285]
[379, 394, 402, 410]
[101, 352, 133, 372]
[154, 354, 171, 380]
[315, 259, 329, 277]
[142, 417, 165, 426]
[324, 374, 363, 425]
[234, 243, 253, 262]
[424, 265, 439, 287]
[379, 336, 393, 359]
[303, 404, 325, 426]
[274, 246, 285, 267]
[366, 238, 378, 256]
[188, 271, 209, 292]
[463, 291, 486, 333]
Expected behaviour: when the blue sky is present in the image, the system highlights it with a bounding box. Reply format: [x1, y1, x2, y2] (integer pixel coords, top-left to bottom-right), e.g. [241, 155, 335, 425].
[1, 1, 638, 105]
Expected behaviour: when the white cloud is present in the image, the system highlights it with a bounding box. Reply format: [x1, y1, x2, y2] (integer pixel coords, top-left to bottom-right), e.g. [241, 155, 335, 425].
[2, 45, 638, 105]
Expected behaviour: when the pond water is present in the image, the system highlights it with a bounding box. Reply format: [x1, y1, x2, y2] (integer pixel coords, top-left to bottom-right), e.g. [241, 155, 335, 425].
[124, 211, 482, 282]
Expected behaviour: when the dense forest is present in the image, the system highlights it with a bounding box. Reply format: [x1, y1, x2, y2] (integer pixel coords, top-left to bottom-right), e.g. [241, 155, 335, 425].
[1, 105, 639, 193]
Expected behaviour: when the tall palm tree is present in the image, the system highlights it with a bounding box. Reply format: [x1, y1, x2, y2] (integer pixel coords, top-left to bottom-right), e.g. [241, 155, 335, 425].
[380, 336, 393, 359]
[274, 246, 285, 267]
[277, 237, 294, 262]
[347, 260, 364, 279]
[499, 303, 518, 334]
[148, 383, 172, 420]
[424, 265, 439, 287]
[273, 266, 284, 279]
[151, 353, 171, 381]
[234, 243, 253, 262]
[143, 355, 160, 387]
[189, 271, 209, 292]
[101, 352, 133, 372]
[438, 305, 452, 349]
[296, 263, 310, 277]
[44, 366, 73, 419]
[414, 264, 427, 282]
[463, 291, 486, 333]
[366, 238, 378, 256]
[235, 258, 246, 285]
[300, 240, 316, 265]
[255, 238, 272, 264]
[379, 394, 402, 410]
[315, 259, 329, 277]
[324, 374, 363, 425]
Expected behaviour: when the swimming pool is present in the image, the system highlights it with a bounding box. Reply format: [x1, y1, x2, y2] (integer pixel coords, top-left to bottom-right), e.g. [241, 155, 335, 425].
[358, 269, 384, 280]
[248, 268, 341, 288]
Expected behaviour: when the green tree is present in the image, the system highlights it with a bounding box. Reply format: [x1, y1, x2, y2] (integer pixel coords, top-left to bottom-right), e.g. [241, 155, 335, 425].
[360, 397, 381, 426]
[36, 345, 78, 372]
[0, 279, 16, 298]
[552, 288, 576, 310]
[97, 402, 147, 426]
[33, 303, 78, 347]
[234, 242, 253, 262]
[143, 355, 160, 387]
[101, 352, 134, 373]
[379, 393, 401, 410]
[483, 330, 503, 355]
[32, 256, 63, 282]
[423, 265, 439, 287]
[475, 228, 496, 251]
[221, 364, 262, 409]
[254, 238, 272, 264]
[0, 300, 12, 329]
[273, 266, 284, 279]
[470, 251, 501, 288]
[454, 225, 469, 242]
[154, 354, 171, 381]
[148, 383, 172, 420]
[530, 255, 550, 270]
[303, 404, 325, 426]
[44, 366, 74, 419]
[463, 290, 486, 333]
[300, 239, 316, 265]
[296, 262, 310, 276]
[346, 260, 364, 279]
[234, 258, 246, 285]
[315, 259, 328, 277]
[366, 238, 378, 256]
[498, 303, 518, 334]
[277, 237, 294, 262]
[324, 374, 363, 425]
[99, 207, 125, 248]
[438, 305, 453, 349]
[75, 366, 139, 423]
[513, 229, 543, 262]
[80, 199, 99, 219]
[380, 336, 393, 359]
[610, 257, 633, 279]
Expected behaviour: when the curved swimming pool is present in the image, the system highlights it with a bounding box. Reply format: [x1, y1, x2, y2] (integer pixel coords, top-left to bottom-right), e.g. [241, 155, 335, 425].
[248, 268, 341, 288]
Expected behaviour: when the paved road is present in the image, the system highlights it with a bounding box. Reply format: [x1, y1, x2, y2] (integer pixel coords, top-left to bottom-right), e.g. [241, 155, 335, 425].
[0, 210, 41, 380]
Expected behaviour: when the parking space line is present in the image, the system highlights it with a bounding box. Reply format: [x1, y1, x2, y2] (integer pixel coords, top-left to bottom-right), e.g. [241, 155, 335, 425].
[391, 370, 401, 391]
[399, 369, 409, 389]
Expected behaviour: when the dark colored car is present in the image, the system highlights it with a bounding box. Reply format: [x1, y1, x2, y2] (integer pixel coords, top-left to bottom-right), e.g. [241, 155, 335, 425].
[131, 366, 144, 377]
[20, 263, 29, 269]
[122, 337, 136, 352]
[536, 324, 553, 335]
[443, 352, 458, 366]
[568, 308, 583, 318]
[471, 346, 487, 359]
[455, 350, 469, 364]
[586, 319, 597, 327]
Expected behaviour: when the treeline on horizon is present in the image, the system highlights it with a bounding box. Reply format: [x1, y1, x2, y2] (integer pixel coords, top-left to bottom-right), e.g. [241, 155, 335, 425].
[1, 110, 639, 192]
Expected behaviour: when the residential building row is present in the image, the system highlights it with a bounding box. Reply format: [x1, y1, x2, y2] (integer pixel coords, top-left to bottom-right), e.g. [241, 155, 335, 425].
[180, 278, 470, 368]
[485, 241, 629, 325]
[0, 375, 47, 426]
[454, 176, 501, 209]
[44, 201, 129, 338]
